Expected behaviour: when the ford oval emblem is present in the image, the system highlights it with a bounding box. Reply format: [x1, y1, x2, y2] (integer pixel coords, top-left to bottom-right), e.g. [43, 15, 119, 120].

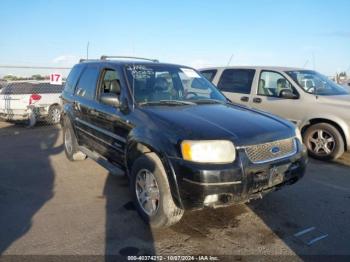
[271, 146, 280, 154]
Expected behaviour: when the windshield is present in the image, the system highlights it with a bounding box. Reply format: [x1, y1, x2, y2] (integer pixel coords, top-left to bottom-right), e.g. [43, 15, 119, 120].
[286, 70, 349, 96]
[124, 64, 227, 105]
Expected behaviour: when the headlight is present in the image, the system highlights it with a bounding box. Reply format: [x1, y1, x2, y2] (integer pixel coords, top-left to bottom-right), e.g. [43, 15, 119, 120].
[181, 140, 236, 164]
[295, 126, 303, 142]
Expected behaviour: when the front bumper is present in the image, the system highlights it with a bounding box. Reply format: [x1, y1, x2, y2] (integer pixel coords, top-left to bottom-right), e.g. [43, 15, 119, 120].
[168, 140, 308, 210]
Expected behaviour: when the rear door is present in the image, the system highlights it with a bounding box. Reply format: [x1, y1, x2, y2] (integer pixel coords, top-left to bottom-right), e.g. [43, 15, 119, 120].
[72, 64, 101, 149]
[250, 70, 301, 124]
[216, 69, 256, 105]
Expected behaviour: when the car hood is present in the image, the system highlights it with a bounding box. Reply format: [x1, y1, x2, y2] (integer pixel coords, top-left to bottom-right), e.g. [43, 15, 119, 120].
[316, 94, 350, 107]
[141, 103, 295, 146]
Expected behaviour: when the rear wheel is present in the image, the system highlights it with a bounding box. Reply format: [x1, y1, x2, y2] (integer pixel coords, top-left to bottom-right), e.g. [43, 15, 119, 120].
[303, 123, 344, 160]
[47, 105, 61, 125]
[63, 118, 86, 161]
[131, 153, 184, 228]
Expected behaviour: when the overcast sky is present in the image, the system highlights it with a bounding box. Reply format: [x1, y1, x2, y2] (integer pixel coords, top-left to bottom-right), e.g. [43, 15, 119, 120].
[0, 0, 349, 77]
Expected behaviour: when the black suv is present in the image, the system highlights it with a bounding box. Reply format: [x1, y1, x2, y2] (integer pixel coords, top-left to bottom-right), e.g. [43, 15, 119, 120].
[61, 56, 308, 228]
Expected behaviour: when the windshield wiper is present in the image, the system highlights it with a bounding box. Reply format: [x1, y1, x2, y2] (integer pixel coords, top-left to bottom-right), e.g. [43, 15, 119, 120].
[139, 100, 196, 106]
[191, 99, 226, 105]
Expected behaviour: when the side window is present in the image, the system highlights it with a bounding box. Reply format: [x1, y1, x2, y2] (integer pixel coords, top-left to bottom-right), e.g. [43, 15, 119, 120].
[258, 71, 296, 97]
[64, 65, 83, 94]
[75, 66, 99, 100]
[217, 69, 255, 94]
[200, 70, 217, 82]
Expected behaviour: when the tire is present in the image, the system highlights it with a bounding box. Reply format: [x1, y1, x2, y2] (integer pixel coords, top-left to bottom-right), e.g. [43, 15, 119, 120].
[131, 153, 184, 228]
[63, 117, 86, 161]
[303, 123, 345, 161]
[47, 105, 61, 125]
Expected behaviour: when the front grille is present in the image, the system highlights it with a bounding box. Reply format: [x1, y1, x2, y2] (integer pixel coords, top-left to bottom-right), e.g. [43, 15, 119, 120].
[244, 138, 297, 164]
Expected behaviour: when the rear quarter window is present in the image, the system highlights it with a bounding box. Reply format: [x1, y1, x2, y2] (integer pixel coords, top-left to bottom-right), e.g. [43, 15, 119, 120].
[75, 66, 100, 100]
[64, 65, 84, 94]
[217, 69, 255, 94]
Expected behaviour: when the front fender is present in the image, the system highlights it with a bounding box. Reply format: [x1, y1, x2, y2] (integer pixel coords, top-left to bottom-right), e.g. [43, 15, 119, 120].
[126, 128, 184, 209]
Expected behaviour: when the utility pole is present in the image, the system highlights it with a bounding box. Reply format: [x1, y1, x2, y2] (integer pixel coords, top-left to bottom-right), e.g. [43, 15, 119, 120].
[86, 41, 90, 60]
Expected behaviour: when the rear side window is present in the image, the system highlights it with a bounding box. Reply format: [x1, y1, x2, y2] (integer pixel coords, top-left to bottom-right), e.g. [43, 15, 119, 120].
[217, 69, 255, 94]
[200, 70, 217, 82]
[0, 83, 32, 94]
[31, 83, 64, 94]
[64, 65, 83, 94]
[0, 83, 63, 94]
[75, 66, 99, 100]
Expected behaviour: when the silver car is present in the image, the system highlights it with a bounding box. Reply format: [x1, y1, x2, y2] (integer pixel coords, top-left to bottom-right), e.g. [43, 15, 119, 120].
[200, 66, 350, 160]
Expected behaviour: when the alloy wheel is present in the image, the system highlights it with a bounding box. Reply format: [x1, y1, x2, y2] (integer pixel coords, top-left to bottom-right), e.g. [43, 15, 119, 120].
[135, 169, 160, 216]
[51, 108, 61, 124]
[308, 129, 335, 156]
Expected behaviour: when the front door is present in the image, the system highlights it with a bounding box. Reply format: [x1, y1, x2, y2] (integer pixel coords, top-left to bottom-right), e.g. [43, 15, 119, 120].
[90, 68, 131, 166]
[250, 70, 302, 125]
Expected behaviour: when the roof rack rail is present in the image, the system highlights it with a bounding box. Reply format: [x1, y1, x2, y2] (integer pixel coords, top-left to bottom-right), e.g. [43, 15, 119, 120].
[79, 59, 100, 63]
[100, 55, 159, 63]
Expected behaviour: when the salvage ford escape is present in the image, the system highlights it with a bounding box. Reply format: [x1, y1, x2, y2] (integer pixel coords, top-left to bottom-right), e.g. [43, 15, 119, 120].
[61, 56, 308, 228]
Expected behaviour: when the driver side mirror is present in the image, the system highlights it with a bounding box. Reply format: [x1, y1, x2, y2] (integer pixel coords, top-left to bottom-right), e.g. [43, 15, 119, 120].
[279, 89, 298, 99]
[100, 93, 120, 107]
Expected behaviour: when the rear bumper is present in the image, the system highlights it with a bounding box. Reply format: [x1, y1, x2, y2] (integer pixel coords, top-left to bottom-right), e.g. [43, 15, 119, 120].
[168, 140, 308, 210]
[0, 107, 49, 121]
[0, 112, 28, 120]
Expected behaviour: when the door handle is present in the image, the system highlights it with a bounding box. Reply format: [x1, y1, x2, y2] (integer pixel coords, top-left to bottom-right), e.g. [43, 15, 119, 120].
[253, 97, 262, 103]
[240, 96, 249, 102]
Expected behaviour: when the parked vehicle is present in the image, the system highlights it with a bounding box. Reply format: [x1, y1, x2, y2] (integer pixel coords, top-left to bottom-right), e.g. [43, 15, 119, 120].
[200, 66, 350, 161]
[0, 82, 63, 126]
[61, 57, 307, 228]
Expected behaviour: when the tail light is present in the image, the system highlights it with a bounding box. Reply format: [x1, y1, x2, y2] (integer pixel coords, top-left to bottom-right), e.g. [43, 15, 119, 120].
[29, 94, 41, 105]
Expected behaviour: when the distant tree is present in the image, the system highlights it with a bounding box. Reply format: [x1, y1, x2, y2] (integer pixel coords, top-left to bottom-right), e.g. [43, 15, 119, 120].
[31, 74, 45, 80]
[3, 75, 18, 81]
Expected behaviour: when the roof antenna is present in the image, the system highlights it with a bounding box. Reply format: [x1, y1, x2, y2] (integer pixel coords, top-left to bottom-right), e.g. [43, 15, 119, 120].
[227, 54, 234, 66]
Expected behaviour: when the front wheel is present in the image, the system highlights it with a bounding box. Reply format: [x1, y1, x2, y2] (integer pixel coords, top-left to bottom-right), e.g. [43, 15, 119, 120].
[303, 123, 344, 161]
[131, 153, 184, 228]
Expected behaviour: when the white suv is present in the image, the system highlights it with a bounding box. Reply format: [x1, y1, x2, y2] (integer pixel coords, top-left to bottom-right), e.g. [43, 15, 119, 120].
[0, 82, 63, 126]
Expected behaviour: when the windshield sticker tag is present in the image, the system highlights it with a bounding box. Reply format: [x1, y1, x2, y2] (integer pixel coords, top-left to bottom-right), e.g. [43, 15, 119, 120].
[181, 68, 201, 78]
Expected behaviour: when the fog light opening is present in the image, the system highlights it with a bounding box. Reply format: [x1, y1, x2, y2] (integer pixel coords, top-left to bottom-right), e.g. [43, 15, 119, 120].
[203, 194, 219, 206]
